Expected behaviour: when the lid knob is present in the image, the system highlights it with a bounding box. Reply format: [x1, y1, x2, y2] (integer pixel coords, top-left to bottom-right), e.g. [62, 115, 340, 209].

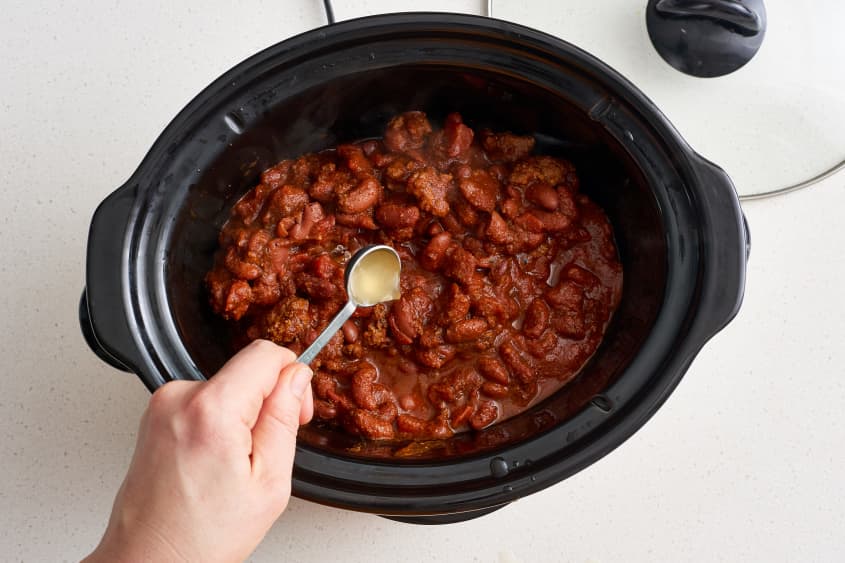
[646, 0, 767, 77]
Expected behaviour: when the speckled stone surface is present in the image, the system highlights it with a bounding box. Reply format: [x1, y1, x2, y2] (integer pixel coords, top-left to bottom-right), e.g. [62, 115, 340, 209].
[1, 2, 843, 561]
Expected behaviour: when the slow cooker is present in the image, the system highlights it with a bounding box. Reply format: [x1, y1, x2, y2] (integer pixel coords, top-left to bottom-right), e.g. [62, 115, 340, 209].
[80, 13, 749, 524]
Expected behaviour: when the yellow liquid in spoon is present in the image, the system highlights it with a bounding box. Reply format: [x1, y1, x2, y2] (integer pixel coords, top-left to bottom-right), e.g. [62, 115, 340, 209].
[348, 247, 401, 306]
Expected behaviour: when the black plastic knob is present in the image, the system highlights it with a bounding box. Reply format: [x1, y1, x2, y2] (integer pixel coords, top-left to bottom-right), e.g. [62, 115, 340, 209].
[647, 0, 767, 77]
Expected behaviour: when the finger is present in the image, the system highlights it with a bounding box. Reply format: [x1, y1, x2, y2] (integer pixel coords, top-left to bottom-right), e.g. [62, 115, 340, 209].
[203, 340, 296, 429]
[299, 383, 314, 426]
[251, 362, 313, 482]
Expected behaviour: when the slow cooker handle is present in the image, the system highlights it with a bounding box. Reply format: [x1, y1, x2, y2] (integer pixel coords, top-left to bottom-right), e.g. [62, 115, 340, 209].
[79, 291, 131, 372]
[687, 157, 750, 346]
[80, 183, 144, 374]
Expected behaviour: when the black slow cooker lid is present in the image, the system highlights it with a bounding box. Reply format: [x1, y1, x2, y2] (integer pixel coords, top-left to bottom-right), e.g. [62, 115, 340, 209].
[83, 13, 747, 516]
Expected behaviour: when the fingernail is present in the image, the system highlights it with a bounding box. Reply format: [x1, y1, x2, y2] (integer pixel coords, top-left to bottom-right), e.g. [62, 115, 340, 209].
[289, 364, 313, 399]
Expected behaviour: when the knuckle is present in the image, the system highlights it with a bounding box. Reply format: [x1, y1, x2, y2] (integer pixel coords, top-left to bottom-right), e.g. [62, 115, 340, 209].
[148, 380, 191, 413]
[184, 391, 226, 440]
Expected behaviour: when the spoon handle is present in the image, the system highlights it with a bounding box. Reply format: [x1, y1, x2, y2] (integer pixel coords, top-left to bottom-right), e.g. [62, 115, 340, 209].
[297, 300, 357, 366]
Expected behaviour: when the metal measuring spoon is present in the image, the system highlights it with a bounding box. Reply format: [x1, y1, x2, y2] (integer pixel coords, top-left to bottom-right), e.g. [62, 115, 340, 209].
[297, 245, 401, 365]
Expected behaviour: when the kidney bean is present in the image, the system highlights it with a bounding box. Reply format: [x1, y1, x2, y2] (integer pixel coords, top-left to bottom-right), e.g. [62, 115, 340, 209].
[420, 232, 453, 270]
[342, 320, 359, 344]
[337, 176, 382, 214]
[388, 300, 417, 344]
[481, 382, 509, 399]
[470, 400, 499, 430]
[396, 413, 430, 438]
[445, 318, 488, 343]
[390, 288, 433, 344]
[478, 356, 509, 385]
[351, 364, 378, 409]
[500, 339, 535, 384]
[523, 298, 551, 338]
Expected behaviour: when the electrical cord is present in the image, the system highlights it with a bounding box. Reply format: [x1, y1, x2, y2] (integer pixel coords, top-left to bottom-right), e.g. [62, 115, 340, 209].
[324, 0, 842, 201]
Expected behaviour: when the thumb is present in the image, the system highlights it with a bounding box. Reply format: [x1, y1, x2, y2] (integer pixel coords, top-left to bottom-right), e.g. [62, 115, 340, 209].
[250, 362, 313, 484]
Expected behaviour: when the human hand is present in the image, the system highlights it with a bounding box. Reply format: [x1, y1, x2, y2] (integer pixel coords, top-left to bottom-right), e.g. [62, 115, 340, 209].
[84, 340, 313, 563]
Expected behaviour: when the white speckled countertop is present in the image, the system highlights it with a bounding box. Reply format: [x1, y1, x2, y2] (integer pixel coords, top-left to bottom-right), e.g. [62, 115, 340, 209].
[2, 1, 844, 561]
